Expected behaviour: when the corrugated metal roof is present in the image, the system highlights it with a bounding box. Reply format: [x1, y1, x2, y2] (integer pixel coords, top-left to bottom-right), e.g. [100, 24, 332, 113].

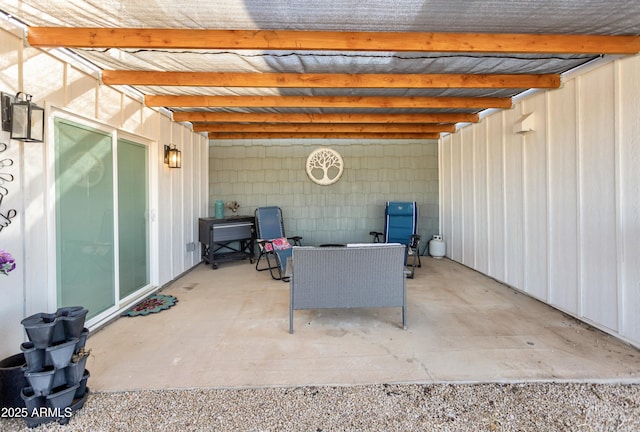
[2, 1, 639, 137]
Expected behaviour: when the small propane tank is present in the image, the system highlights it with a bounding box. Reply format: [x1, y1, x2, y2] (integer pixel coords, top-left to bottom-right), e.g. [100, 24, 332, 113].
[429, 235, 446, 259]
[215, 200, 225, 219]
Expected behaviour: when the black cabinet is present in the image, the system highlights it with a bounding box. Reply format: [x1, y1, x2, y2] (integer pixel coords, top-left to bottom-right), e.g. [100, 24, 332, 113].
[198, 216, 255, 269]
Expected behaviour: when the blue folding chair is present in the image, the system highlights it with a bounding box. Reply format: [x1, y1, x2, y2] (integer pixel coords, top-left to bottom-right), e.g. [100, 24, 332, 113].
[254, 206, 302, 281]
[370, 201, 421, 278]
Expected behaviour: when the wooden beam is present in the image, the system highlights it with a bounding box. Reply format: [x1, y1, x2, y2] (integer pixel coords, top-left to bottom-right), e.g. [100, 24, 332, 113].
[146, 95, 513, 109]
[193, 123, 455, 133]
[208, 132, 441, 140]
[174, 111, 479, 124]
[103, 71, 560, 89]
[27, 28, 640, 54]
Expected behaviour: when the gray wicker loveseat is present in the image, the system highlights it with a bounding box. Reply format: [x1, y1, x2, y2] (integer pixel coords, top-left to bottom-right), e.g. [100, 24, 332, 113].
[287, 243, 408, 333]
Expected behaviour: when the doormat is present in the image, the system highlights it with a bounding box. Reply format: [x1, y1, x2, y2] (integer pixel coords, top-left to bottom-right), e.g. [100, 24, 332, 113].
[122, 294, 178, 317]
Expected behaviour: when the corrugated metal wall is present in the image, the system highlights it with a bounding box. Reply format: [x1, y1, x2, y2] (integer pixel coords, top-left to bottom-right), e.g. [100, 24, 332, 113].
[440, 55, 640, 348]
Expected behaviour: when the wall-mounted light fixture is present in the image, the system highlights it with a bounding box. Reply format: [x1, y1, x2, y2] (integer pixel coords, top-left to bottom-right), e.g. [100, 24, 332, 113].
[164, 144, 181, 168]
[513, 112, 535, 135]
[1, 92, 45, 142]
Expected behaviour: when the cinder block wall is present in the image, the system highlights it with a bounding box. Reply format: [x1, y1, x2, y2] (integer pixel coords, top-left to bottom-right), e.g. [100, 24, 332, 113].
[209, 139, 439, 250]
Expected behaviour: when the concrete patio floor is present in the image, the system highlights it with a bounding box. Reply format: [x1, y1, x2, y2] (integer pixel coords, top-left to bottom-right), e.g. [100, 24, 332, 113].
[85, 257, 640, 392]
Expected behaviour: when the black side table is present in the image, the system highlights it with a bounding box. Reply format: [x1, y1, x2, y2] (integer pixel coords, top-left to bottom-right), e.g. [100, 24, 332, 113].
[198, 216, 255, 269]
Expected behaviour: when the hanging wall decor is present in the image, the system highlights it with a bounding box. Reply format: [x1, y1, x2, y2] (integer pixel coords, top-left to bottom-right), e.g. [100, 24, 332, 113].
[0, 142, 16, 233]
[305, 147, 344, 186]
[0, 142, 16, 276]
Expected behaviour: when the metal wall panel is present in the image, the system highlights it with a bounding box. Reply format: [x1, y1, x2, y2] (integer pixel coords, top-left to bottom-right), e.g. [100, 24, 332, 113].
[182, 130, 194, 269]
[547, 80, 580, 314]
[503, 107, 525, 289]
[486, 113, 506, 281]
[171, 122, 185, 279]
[618, 56, 640, 345]
[440, 135, 453, 256]
[449, 134, 464, 262]
[473, 121, 490, 275]
[155, 113, 173, 287]
[461, 126, 476, 268]
[578, 65, 618, 330]
[522, 94, 548, 300]
[440, 55, 640, 347]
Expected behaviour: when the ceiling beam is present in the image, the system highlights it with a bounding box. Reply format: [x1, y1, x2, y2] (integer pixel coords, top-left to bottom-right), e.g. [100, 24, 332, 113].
[193, 123, 456, 133]
[103, 71, 560, 89]
[174, 111, 478, 124]
[27, 28, 640, 54]
[208, 132, 442, 140]
[146, 95, 513, 109]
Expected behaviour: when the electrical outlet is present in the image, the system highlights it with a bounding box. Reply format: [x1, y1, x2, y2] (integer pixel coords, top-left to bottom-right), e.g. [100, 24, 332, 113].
[186, 242, 196, 252]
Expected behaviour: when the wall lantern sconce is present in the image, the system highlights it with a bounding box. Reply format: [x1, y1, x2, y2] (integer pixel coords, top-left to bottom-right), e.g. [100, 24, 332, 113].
[164, 144, 181, 168]
[513, 112, 535, 135]
[1, 92, 45, 142]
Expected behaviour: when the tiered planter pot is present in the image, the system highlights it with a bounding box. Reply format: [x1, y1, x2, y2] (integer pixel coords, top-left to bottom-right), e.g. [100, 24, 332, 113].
[24, 369, 56, 396]
[20, 386, 46, 412]
[75, 370, 90, 399]
[17, 307, 91, 428]
[65, 352, 89, 386]
[20, 314, 58, 349]
[20, 342, 45, 372]
[59, 308, 89, 341]
[45, 338, 78, 369]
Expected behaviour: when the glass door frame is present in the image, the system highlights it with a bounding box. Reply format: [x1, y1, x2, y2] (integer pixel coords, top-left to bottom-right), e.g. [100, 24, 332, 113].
[46, 107, 159, 329]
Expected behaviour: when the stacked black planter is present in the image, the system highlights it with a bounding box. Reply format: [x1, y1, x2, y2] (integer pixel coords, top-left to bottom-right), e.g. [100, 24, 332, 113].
[19, 306, 90, 428]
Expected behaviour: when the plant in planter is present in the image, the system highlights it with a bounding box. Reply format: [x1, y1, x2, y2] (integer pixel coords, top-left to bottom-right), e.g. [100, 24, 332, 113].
[66, 348, 91, 386]
[226, 200, 240, 213]
[0, 249, 16, 275]
[70, 348, 91, 364]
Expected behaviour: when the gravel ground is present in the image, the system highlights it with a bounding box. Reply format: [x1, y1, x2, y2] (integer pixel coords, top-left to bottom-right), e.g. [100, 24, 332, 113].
[2, 383, 639, 431]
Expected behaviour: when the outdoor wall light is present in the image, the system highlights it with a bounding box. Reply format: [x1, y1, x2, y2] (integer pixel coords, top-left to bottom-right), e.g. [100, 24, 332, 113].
[164, 144, 181, 168]
[513, 112, 535, 135]
[1, 92, 45, 142]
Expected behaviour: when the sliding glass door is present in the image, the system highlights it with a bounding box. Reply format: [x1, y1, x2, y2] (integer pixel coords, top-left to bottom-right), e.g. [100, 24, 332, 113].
[55, 118, 115, 317]
[54, 118, 150, 320]
[117, 139, 149, 300]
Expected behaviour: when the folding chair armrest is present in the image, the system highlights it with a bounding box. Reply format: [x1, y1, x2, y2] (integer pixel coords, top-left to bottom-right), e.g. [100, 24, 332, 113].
[257, 239, 272, 247]
[257, 239, 281, 252]
[369, 231, 383, 243]
[409, 234, 421, 248]
[287, 236, 303, 246]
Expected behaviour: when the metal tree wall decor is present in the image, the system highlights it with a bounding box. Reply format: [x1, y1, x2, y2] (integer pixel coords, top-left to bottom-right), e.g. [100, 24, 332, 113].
[305, 147, 344, 186]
